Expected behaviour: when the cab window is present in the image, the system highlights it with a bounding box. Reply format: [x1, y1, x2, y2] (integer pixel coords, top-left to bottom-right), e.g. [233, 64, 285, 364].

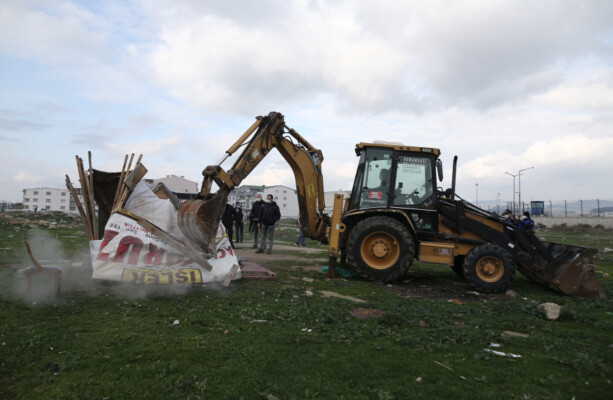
[357, 148, 393, 209]
[392, 155, 433, 206]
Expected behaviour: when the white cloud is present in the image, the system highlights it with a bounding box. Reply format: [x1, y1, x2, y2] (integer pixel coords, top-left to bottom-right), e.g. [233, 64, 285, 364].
[1, 0, 612, 204]
[0, 0, 108, 63]
[13, 171, 45, 184]
[533, 79, 613, 112]
[106, 131, 183, 156]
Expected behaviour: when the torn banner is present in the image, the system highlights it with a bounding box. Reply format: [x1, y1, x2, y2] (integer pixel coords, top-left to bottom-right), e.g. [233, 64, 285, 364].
[90, 181, 240, 284]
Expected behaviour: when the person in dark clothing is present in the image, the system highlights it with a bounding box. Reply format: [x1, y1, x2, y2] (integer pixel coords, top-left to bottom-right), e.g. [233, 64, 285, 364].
[248, 211, 254, 233]
[222, 203, 236, 248]
[295, 214, 306, 247]
[504, 210, 515, 225]
[249, 194, 265, 249]
[519, 211, 534, 231]
[234, 201, 244, 243]
[256, 194, 281, 254]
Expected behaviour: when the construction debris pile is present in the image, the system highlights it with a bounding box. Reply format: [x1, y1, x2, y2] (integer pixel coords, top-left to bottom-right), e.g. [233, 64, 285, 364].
[67, 153, 241, 286]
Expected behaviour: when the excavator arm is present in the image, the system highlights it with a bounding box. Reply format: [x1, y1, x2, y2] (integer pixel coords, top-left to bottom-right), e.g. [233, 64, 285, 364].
[178, 112, 328, 254]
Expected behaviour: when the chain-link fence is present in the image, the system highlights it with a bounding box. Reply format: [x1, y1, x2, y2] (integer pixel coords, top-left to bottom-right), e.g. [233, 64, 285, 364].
[481, 199, 613, 218]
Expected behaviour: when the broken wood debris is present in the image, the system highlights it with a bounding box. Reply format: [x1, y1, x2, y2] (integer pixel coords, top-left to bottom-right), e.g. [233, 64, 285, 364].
[21, 240, 62, 300]
[113, 153, 144, 210]
[65, 153, 100, 240]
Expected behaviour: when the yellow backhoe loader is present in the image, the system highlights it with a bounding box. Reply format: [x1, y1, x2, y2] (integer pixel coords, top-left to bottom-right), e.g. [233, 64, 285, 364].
[178, 112, 605, 297]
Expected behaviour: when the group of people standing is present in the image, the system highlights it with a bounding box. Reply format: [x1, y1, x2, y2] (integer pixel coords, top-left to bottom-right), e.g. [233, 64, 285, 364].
[221, 194, 282, 254]
[505, 210, 535, 231]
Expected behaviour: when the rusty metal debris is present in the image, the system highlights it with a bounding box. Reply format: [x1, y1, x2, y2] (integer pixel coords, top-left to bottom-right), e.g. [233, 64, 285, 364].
[22, 240, 62, 300]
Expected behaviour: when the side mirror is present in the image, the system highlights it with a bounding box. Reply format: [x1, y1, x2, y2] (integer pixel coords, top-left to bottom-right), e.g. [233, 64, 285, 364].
[436, 159, 443, 182]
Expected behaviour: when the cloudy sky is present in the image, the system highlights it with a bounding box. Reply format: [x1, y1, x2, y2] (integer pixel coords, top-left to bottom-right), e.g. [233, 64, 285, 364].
[1, 0, 612, 207]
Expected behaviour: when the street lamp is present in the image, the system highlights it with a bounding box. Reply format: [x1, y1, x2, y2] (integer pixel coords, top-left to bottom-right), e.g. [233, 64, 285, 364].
[505, 172, 518, 214]
[518, 166, 534, 213]
[496, 192, 501, 213]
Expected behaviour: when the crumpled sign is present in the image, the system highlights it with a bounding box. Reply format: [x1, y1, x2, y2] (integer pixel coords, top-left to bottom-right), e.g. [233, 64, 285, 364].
[90, 181, 240, 284]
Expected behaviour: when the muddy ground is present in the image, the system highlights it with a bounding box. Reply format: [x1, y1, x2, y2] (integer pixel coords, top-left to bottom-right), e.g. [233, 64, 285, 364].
[235, 243, 501, 303]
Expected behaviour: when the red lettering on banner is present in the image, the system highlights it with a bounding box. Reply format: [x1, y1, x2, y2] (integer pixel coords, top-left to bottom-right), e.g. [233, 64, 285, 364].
[225, 245, 234, 257]
[96, 230, 120, 261]
[113, 236, 144, 264]
[217, 248, 226, 259]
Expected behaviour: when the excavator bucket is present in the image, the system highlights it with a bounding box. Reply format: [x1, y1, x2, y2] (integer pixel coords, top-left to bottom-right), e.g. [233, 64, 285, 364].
[178, 187, 231, 255]
[544, 244, 605, 298]
[519, 243, 605, 298]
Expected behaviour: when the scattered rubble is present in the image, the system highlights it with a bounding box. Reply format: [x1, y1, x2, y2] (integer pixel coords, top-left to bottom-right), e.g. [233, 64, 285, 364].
[320, 290, 366, 303]
[538, 302, 561, 320]
[501, 331, 530, 338]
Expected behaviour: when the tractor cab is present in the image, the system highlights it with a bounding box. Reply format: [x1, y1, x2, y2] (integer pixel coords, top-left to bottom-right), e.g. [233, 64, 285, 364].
[347, 143, 440, 211]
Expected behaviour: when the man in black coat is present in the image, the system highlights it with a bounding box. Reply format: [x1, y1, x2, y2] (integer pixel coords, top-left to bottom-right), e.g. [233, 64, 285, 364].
[249, 194, 265, 249]
[234, 202, 244, 243]
[222, 203, 236, 248]
[256, 194, 281, 254]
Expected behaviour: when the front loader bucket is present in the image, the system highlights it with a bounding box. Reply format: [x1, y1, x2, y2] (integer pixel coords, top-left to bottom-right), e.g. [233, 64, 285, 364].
[520, 243, 606, 298]
[178, 187, 231, 255]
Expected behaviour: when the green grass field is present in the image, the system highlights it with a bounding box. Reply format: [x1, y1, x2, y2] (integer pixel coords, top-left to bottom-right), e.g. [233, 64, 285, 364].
[1, 212, 612, 399]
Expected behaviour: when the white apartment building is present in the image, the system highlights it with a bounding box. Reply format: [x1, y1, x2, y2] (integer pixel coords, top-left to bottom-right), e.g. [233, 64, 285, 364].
[324, 190, 352, 213]
[22, 187, 80, 213]
[228, 185, 351, 219]
[228, 185, 300, 218]
[144, 175, 198, 194]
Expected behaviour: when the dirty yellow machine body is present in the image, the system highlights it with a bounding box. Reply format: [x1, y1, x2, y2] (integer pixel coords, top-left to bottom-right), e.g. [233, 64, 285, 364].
[178, 112, 605, 298]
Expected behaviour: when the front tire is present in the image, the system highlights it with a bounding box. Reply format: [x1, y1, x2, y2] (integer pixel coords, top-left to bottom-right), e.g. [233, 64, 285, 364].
[347, 216, 415, 282]
[463, 244, 515, 293]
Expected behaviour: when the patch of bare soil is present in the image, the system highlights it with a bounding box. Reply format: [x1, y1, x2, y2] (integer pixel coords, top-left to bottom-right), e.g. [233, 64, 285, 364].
[378, 271, 502, 303]
[235, 244, 502, 302]
[235, 244, 327, 271]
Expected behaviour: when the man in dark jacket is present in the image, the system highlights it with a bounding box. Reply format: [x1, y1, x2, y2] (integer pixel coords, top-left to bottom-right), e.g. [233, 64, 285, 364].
[256, 194, 281, 254]
[222, 203, 236, 248]
[249, 194, 265, 249]
[234, 202, 244, 243]
[519, 211, 534, 231]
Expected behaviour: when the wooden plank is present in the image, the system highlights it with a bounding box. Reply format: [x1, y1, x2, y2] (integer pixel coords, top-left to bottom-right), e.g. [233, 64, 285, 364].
[117, 163, 148, 208]
[66, 175, 93, 239]
[113, 154, 129, 210]
[88, 151, 98, 240]
[117, 153, 135, 206]
[75, 156, 93, 235]
[222, 264, 239, 287]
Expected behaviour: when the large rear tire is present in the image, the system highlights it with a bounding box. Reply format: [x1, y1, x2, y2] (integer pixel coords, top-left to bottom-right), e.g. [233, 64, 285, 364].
[463, 244, 515, 293]
[347, 216, 414, 282]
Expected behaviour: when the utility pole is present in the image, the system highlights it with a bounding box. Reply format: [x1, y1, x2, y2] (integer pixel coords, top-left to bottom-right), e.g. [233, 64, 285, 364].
[475, 183, 479, 206]
[496, 192, 501, 213]
[518, 166, 534, 215]
[505, 172, 518, 215]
